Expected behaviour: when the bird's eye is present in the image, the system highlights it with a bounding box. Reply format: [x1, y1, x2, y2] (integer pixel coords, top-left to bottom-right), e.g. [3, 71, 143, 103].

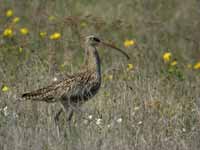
[93, 37, 100, 42]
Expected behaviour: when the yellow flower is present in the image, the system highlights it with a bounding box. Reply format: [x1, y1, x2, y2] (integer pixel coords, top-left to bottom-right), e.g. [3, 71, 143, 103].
[19, 47, 23, 53]
[2, 85, 9, 92]
[104, 91, 110, 97]
[6, 9, 13, 17]
[124, 39, 135, 47]
[60, 63, 65, 68]
[108, 75, 113, 80]
[20, 28, 29, 35]
[171, 61, 177, 66]
[12, 17, 20, 23]
[39, 31, 47, 38]
[50, 32, 61, 40]
[187, 64, 192, 69]
[127, 63, 134, 71]
[163, 52, 171, 62]
[48, 15, 55, 21]
[3, 28, 13, 37]
[80, 22, 87, 27]
[194, 62, 200, 70]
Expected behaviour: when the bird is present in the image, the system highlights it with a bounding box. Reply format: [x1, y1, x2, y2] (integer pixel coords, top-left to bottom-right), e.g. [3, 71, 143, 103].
[21, 35, 129, 123]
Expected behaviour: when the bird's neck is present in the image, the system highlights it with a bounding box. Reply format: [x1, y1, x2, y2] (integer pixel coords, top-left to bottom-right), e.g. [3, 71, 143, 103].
[84, 45, 101, 79]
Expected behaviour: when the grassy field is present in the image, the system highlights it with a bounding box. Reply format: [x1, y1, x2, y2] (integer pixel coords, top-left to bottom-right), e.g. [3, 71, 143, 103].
[1, 0, 200, 150]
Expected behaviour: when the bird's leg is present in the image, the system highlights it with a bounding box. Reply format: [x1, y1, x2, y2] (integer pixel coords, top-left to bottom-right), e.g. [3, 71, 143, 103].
[66, 107, 74, 131]
[68, 103, 90, 122]
[66, 108, 74, 122]
[54, 108, 63, 124]
[59, 101, 74, 126]
[68, 103, 84, 116]
[54, 109, 63, 136]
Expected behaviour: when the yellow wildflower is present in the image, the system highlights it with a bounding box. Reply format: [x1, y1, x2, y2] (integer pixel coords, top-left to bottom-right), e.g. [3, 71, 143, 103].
[6, 9, 13, 17]
[104, 91, 110, 97]
[60, 63, 65, 68]
[3, 28, 13, 37]
[194, 62, 200, 70]
[39, 31, 47, 38]
[19, 47, 23, 53]
[50, 32, 61, 40]
[163, 52, 171, 62]
[127, 63, 134, 71]
[12, 17, 20, 23]
[124, 39, 135, 47]
[171, 61, 177, 66]
[2, 85, 9, 92]
[108, 75, 113, 80]
[187, 64, 192, 69]
[20, 28, 29, 35]
[48, 15, 55, 21]
[80, 22, 87, 27]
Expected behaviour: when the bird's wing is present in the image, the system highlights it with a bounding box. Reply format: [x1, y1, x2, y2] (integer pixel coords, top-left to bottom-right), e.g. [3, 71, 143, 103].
[21, 70, 95, 102]
[21, 74, 77, 102]
[58, 70, 98, 102]
[53, 71, 93, 95]
[21, 85, 57, 102]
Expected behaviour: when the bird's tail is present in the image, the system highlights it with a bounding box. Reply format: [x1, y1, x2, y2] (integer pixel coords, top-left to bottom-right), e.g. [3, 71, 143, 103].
[20, 91, 55, 103]
[21, 92, 32, 99]
[20, 92, 42, 101]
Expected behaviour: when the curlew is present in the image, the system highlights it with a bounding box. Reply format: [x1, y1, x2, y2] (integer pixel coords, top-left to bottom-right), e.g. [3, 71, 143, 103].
[21, 35, 129, 123]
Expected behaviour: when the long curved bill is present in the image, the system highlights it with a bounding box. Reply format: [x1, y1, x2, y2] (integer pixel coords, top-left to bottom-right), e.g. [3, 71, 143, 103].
[101, 41, 130, 60]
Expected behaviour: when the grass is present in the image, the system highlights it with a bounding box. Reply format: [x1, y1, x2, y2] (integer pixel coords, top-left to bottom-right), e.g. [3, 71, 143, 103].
[1, 0, 200, 150]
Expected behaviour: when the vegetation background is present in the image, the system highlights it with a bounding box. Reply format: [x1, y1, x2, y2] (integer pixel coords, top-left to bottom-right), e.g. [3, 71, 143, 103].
[1, 0, 200, 149]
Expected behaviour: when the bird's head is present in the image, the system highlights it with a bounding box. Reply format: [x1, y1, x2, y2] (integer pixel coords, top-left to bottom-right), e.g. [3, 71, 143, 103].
[85, 35, 130, 60]
[86, 35, 101, 47]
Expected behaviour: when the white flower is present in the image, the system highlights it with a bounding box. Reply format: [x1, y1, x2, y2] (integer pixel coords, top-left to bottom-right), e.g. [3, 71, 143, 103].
[116, 118, 122, 123]
[3, 106, 8, 116]
[53, 77, 58, 82]
[83, 119, 88, 124]
[88, 115, 93, 120]
[134, 106, 140, 111]
[96, 118, 102, 125]
[107, 122, 114, 128]
[13, 112, 18, 119]
[182, 128, 186, 132]
[131, 112, 135, 116]
[138, 121, 142, 125]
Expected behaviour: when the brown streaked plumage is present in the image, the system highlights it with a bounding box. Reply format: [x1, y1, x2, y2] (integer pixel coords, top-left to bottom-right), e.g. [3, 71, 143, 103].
[21, 35, 129, 122]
